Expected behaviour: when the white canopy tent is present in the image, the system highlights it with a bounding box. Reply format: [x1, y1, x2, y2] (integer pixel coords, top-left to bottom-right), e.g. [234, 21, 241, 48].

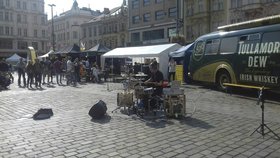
[101, 43, 182, 79]
[5, 53, 26, 65]
[38, 50, 54, 59]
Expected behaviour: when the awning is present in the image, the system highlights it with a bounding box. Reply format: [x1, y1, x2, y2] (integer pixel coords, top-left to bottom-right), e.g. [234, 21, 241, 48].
[103, 43, 181, 58]
[169, 43, 194, 58]
[54, 44, 80, 54]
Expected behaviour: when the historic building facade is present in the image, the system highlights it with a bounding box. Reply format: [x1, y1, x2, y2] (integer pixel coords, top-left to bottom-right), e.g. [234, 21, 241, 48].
[184, 0, 280, 43]
[81, 4, 128, 50]
[47, 1, 101, 52]
[127, 0, 181, 46]
[0, 0, 48, 58]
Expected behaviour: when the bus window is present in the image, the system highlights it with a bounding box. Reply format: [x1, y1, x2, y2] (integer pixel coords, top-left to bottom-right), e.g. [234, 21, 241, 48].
[205, 39, 220, 55]
[193, 41, 205, 61]
[220, 37, 238, 54]
[262, 31, 280, 53]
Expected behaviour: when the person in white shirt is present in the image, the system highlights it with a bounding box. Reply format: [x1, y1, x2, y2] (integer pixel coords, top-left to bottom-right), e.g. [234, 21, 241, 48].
[168, 58, 177, 82]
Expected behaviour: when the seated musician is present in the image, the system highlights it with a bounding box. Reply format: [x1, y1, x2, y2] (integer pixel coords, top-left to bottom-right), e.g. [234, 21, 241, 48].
[142, 61, 164, 110]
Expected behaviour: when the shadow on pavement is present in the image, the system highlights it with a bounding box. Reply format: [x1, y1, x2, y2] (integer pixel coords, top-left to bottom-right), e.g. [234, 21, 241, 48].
[180, 117, 214, 129]
[91, 114, 111, 124]
[145, 119, 174, 129]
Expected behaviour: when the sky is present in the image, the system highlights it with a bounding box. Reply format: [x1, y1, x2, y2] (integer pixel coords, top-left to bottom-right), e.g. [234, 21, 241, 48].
[44, 0, 124, 19]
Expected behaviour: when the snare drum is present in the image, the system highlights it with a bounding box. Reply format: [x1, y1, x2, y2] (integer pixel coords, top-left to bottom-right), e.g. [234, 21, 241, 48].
[144, 87, 154, 95]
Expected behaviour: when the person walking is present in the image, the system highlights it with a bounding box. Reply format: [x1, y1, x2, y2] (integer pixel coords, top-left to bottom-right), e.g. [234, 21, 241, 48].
[26, 60, 34, 89]
[53, 57, 62, 85]
[33, 59, 42, 88]
[16, 58, 26, 87]
[168, 58, 177, 82]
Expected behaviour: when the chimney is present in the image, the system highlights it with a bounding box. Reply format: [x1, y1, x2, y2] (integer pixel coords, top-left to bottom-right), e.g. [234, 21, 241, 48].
[103, 8, 110, 14]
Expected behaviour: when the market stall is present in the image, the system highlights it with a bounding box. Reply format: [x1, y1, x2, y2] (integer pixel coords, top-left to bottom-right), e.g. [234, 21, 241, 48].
[101, 43, 181, 80]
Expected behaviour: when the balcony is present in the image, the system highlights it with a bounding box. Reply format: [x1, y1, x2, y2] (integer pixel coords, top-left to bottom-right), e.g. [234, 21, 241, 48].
[189, 11, 209, 20]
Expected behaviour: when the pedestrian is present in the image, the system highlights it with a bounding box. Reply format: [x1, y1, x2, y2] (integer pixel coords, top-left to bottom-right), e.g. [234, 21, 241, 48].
[41, 58, 47, 85]
[168, 58, 177, 82]
[33, 59, 42, 88]
[26, 60, 34, 89]
[53, 57, 62, 85]
[16, 58, 26, 87]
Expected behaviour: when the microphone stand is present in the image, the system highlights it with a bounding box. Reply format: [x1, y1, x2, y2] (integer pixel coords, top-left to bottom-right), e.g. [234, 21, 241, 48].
[250, 87, 280, 140]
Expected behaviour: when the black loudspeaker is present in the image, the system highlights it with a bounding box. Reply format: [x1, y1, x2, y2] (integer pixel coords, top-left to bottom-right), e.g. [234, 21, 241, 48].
[89, 100, 107, 119]
[33, 108, 53, 120]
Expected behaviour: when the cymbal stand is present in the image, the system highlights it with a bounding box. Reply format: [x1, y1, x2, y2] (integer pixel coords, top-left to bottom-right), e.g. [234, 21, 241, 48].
[250, 87, 280, 140]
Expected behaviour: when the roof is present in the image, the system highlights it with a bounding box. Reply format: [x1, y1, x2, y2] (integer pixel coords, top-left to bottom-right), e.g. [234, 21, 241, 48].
[85, 44, 111, 53]
[103, 43, 181, 58]
[54, 44, 80, 54]
[169, 43, 194, 58]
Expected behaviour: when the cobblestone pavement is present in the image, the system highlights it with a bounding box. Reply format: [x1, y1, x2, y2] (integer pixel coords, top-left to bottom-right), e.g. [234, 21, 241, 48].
[0, 75, 280, 158]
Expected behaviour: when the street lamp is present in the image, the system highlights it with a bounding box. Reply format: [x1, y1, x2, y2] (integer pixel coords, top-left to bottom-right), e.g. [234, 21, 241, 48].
[48, 4, 56, 51]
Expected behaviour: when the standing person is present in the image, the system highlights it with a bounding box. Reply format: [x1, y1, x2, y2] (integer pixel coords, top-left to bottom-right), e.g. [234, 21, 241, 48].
[91, 64, 99, 83]
[16, 58, 26, 87]
[26, 60, 34, 89]
[41, 58, 47, 85]
[66, 56, 74, 85]
[168, 58, 177, 82]
[45, 57, 52, 84]
[53, 57, 62, 85]
[34, 59, 43, 88]
[73, 58, 80, 83]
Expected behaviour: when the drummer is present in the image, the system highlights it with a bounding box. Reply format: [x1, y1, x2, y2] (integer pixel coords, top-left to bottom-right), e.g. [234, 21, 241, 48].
[141, 61, 163, 111]
[143, 60, 164, 96]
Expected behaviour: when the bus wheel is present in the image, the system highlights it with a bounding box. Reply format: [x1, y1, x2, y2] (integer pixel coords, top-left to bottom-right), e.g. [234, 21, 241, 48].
[217, 71, 231, 91]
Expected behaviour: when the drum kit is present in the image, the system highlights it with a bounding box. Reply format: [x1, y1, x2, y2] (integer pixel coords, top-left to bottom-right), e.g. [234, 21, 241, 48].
[114, 80, 194, 118]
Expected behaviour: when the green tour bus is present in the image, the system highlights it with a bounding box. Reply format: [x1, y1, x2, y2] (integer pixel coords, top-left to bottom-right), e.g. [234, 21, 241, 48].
[189, 15, 280, 91]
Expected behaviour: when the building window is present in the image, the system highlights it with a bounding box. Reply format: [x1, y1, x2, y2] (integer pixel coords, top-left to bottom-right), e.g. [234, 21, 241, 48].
[132, 15, 140, 24]
[132, 0, 139, 9]
[155, 10, 165, 20]
[17, 1, 20, 9]
[23, 1, 26, 9]
[24, 28, 27, 37]
[41, 42, 45, 51]
[18, 28, 21, 36]
[42, 30, 45, 38]
[41, 17, 45, 25]
[0, 12, 3, 21]
[89, 27, 92, 37]
[143, 13, 150, 22]
[34, 30, 37, 37]
[67, 32, 70, 40]
[5, 26, 9, 35]
[94, 27, 97, 36]
[5, 12, 9, 21]
[5, 0, 10, 7]
[23, 14, 27, 23]
[0, 26, 3, 35]
[83, 28, 86, 38]
[18, 41, 27, 49]
[17, 14, 21, 23]
[155, 0, 163, 3]
[73, 31, 78, 39]
[131, 32, 140, 42]
[0, 0, 3, 7]
[169, 7, 177, 17]
[198, 0, 204, 12]
[33, 15, 37, 24]
[143, 0, 150, 6]
[32, 42, 38, 50]
[9, 12, 12, 21]
[0, 39, 12, 49]
[143, 29, 164, 41]
[231, 0, 242, 8]
[32, 3, 37, 10]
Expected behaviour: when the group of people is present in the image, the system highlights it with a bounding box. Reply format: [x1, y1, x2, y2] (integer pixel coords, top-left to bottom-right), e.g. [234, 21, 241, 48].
[14, 56, 105, 89]
[16, 57, 65, 89]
